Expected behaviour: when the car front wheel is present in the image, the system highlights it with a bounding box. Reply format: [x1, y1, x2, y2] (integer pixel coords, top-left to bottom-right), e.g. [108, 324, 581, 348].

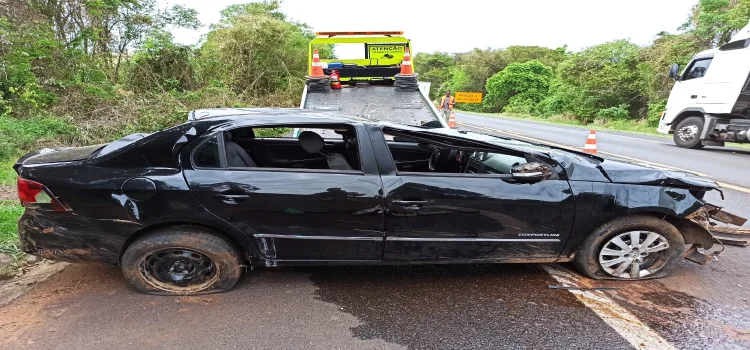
[122, 227, 243, 295]
[574, 215, 685, 280]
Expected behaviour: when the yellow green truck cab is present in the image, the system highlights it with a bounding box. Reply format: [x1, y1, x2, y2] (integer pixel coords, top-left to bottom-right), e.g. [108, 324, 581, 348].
[309, 31, 412, 82]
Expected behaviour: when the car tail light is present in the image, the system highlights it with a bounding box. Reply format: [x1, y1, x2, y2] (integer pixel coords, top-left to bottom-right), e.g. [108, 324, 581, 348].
[17, 178, 69, 212]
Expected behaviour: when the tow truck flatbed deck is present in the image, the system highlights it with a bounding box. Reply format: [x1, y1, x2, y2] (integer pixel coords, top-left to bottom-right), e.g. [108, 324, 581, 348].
[301, 84, 444, 127]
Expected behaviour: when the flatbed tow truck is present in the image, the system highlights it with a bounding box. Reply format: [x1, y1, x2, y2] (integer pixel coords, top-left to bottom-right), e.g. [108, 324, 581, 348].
[299, 31, 445, 128]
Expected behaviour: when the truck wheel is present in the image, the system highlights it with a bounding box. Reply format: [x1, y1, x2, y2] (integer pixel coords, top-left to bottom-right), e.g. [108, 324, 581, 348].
[673, 116, 705, 149]
[574, 215, 685, 280]
[122, 227, 243, 295]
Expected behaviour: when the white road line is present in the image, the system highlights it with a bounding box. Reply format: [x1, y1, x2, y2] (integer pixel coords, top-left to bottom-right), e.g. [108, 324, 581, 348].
[542, 265, 677, 350]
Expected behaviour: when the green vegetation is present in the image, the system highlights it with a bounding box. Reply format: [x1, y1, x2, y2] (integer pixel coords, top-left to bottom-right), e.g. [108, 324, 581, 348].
[0, 201, 24, 278]
[416, 0, 750, 127]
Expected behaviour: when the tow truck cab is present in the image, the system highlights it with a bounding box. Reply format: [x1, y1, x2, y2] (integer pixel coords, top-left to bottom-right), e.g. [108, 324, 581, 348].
[309, 31, 412, 82]
[658, 21, 750, 149]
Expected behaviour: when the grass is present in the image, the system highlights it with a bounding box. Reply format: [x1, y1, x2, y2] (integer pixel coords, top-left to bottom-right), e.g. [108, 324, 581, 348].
[0, 155, 24, 279]
[0, 157, 17, 186]
[0, 200, 24, 279]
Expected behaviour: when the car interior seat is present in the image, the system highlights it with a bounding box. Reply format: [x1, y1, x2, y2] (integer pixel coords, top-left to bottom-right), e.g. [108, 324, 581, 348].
[298, 131, 352, 171]
[224, 131, 256, 167]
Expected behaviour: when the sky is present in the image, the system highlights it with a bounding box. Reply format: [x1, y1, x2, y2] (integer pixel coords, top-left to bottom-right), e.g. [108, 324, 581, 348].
[160, 0, 699, 54]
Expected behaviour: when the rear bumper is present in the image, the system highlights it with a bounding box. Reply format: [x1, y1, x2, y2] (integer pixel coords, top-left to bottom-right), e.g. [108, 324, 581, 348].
[18, 211, 140, 265]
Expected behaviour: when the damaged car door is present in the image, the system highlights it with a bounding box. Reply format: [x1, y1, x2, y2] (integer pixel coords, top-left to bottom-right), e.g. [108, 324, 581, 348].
[370, 127, 576, 261]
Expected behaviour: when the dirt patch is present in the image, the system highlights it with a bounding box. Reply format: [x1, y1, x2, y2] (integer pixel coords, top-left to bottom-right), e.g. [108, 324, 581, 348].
[0, 185, 14, 201]
[0, 261, 68, 306]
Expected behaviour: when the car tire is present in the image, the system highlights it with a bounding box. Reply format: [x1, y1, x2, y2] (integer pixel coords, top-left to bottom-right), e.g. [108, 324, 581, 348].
[121, 227, 243, 295]
[673, 116, 705, 149]
[573, 215, 685, 280]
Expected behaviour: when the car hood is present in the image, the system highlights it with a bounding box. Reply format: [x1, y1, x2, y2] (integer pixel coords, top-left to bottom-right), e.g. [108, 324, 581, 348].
[597, 158, 719, 190]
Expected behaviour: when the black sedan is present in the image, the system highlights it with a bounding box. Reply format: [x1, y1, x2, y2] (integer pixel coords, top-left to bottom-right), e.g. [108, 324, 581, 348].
[13, 108, 739, 295]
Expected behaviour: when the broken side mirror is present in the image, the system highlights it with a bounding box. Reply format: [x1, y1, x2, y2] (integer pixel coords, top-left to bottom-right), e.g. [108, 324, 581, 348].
[668, 63, 680, 81]
[510, 162, 553, 183]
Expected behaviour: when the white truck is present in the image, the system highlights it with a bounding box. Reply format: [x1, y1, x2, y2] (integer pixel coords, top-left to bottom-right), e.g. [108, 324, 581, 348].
[658, 21, 750, 149]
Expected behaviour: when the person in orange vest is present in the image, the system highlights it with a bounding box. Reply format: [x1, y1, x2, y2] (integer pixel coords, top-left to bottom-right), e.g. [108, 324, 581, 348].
[439, 90, 456, 121]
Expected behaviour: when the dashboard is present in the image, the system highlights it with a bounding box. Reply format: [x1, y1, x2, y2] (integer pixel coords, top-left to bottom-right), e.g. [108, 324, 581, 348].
[463, 151, 528, 175]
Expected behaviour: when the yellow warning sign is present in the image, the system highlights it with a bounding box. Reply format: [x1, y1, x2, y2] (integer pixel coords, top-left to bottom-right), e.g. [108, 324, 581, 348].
[368, 45, 405, 59]
[455, 92, 483, 104]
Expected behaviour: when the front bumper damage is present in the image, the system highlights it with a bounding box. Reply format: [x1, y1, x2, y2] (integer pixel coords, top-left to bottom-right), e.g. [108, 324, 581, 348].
[683, 203, 748, 264]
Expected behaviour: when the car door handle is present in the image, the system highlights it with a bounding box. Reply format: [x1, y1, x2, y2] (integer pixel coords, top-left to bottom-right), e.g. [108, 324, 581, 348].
[215, 194, 250, 203]
[690, 95, 697, 99]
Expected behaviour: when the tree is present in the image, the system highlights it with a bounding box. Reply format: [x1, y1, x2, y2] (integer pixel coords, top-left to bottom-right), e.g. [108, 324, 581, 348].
[197, 5, 317, 95]
[484, 60, 553, 113]
[682, 0, 750, 48]
[549, 40, 648, 118]
[414, 52, 455, 98]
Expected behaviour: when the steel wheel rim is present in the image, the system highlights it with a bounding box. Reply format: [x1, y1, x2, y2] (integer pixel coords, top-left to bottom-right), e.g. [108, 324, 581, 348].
[598, 231, 670, 279]
[677, 123, 699, 142]
[140, 248, 219, 292]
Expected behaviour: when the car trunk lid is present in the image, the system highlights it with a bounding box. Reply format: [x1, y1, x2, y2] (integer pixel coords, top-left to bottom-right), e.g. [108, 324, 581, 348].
[14, 144, 103, 171]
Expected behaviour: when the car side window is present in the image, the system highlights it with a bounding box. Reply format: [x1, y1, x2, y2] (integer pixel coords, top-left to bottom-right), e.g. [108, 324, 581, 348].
[381, 130, 526, 176]
[682, 58, 713, 81]
[193, 135, 221, 168]
[212, 124, 362, 172]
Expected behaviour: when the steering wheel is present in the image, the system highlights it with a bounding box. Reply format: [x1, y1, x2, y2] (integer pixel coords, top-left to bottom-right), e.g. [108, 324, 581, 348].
[429, 148, 456, 171]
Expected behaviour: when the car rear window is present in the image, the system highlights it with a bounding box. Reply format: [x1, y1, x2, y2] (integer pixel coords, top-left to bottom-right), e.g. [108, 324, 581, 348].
[193, 135, 221, 168]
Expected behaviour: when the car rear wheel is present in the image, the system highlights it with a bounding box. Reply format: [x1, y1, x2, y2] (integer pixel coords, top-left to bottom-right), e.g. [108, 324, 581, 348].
[574, 215, 685, 280]
[673, 116, 705, 149]
[122, 227, 243, 295]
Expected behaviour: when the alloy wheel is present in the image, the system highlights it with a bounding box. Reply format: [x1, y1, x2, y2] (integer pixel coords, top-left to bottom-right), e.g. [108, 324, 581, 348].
[598, 231, 670, 279]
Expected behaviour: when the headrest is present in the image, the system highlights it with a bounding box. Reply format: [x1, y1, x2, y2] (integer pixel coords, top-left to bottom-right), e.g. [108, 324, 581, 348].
[223, 131, 233, 141]
[298, 131, 324, 154]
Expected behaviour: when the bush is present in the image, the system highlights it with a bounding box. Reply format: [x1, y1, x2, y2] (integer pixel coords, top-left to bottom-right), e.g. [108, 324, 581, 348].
[503, 97, 537, 114]
[484, 60, 553, 113]
[596, 104, 630, 120]
[0, 115, 78, 159]
[647, 99, 667, 127]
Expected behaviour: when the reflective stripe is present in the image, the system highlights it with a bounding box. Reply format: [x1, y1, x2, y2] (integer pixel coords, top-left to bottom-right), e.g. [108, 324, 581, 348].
[402, 61, 412, 65]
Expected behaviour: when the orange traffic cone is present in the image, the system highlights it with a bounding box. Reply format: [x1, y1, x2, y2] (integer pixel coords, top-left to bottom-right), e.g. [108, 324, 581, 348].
[583, 130, 597, 154]
[310, 49, 325, 77]
[400, 47, 414, 76]
[448, 110, 457, 129]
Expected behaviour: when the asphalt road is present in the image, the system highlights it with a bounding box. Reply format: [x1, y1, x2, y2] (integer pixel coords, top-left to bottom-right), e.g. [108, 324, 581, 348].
[1, 113, 749, 350]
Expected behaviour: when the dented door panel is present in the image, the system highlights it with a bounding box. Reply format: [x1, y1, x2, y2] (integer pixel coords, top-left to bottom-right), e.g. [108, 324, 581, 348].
[381, 175, 575, 261]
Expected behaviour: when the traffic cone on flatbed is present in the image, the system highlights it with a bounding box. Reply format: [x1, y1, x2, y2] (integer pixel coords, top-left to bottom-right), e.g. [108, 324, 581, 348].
[399, 47, 414, 76]
[448, 110, 457, 129]
[306, 49, 330, 92]
[583, 130, 597, 154]
[394, 47, 418, 91]
[310, 49, 325, 77]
